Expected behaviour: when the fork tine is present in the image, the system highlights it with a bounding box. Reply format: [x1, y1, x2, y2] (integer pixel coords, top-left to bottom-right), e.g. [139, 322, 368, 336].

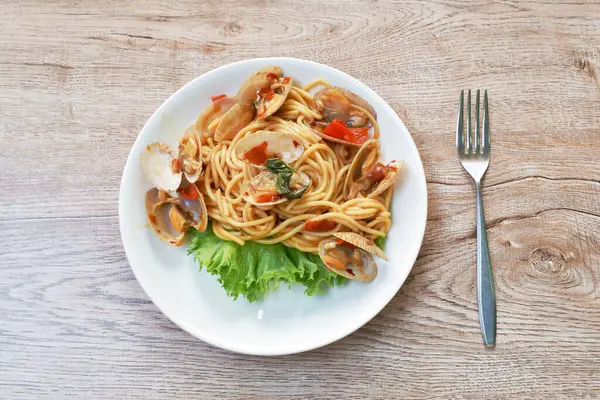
[483, 90, 490, 151]
[475, 89, 481, 153]
[466, 89, 472, 153]
[456, 90, 464, 153]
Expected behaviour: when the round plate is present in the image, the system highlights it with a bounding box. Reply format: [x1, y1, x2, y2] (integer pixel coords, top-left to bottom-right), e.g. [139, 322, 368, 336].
[119, 57, 427, 355]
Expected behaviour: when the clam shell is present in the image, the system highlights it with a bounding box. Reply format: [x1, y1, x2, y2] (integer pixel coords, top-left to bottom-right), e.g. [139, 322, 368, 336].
[214, 103, 255, 142]
[318, 238, 377, 282]
[195, 96, 237, 142]
[241, 170, 311, 206]
[237, 66, 283, 105]
[367, 160, 404, 199]
[333, 232, 387, 260]
[145, 188, 186, 246]
[343, 139, 380, 196]
[256, 77, 293, 119]
[141, 143, 182, 192]
[333, 87, 377, 120]
[171, 184, 208, 232]
[234, 130, 304, 167]
[178, 129, 203, 183]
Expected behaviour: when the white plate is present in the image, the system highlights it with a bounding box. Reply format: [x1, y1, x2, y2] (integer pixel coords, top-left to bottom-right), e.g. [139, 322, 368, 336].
[119, 58, 427, 355]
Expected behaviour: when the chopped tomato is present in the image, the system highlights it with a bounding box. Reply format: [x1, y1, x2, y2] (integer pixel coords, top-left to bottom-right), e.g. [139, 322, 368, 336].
[368, 163, 387, 183]
[259, 87, 276, 101]
[170, 159, 182, 173]
[211, 94, 227, 102]
[322, 119, 368, 145]
[256, 192, 280, 203]
[267, 72, 278, 79]
[335, 238, 356, 249]
[180, 185, 199, 200]
[282, 76, 290, 84]
[257, 104, 268, 118]
[244, 141, 269, 165]
[304, 219, 336, 232]
[148, 214, 157, 224]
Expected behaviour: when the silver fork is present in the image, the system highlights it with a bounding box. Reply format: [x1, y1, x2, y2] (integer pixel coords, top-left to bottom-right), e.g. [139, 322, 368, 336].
[456, 89, 496, 348]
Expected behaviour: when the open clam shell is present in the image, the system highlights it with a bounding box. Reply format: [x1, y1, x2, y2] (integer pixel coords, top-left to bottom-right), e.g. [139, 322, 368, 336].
[237, 66, 283, 105]
[333, 232, 387, 260]
[314, 87, 376, 128]
[234, 130, 304, 167]
[141, 143, 182, 192]
[344, 139, 381, 196]
[214, 103, 255, 142]
[145, 186, 208, 246]
[367, 160, 404, 199]
[178, 129, 203, 183]
[195, 95, 237, 143]
[256, 77, 293, 119]
[241, 170, 311, 206]
[145, 188, 186, 246]
[318, 237, 378, 282]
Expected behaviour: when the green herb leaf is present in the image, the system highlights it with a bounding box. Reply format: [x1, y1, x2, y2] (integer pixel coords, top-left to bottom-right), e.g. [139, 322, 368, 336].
[374, 235, 386, 250]
[266, 158, 307, 200]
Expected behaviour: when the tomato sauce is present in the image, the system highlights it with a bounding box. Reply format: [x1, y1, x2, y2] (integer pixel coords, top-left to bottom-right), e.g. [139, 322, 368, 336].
[244, 141, 269, 165]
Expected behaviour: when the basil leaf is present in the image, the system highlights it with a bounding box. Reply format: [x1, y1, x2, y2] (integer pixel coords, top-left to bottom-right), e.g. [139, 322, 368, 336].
[287, 185, 308, 199]
[266, 158, 307, 200]
[267, 158, 291, 174]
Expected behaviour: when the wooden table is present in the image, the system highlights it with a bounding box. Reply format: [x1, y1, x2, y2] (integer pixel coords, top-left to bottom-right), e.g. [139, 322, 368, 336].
[2, 1, 600, 398]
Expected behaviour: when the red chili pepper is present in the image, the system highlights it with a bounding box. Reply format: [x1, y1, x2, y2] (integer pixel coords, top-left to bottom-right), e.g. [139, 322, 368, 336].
[259, 87, 276, 101]
[180, 185, 199, 200]
[256, 193, 280, 203]
[211, 94, 227, 102]
[368, 163, 387, 183]
[267, 72, 278, 79]
[282, 76, 290, 84]
[170, 158, 182, 173]
[148, 214, 157, 224]
[335, 238, 356, 249]
[244, 141, 269, 165]
[322, 120, 368, 144]
[304, 219, 336, 232]
[293, 140, 300, 148]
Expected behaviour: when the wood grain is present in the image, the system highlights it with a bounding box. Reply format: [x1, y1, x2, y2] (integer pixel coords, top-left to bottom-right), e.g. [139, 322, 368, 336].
[1, 0, 600, 398]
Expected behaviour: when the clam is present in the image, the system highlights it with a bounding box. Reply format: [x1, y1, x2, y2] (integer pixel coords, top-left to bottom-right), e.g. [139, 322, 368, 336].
[214, 103, 255, 142]
[178, 129, 203, 183]
[237, 66, 283, 105]
[241, 170, 311, 206]
[314, 87, 376, 127]
[308, 87, 377, 147]
[170, 184, 208, 232]
[333, 232, 387, 260]
[343, 140, 403, 199]
[145, 186, 208, 246]
[141, 143, 182, 192]
[234, 130, 304, 167]
[344, 139, 380, 195]
[318, 232, 385, 282]
[256, 76, 293, 119]
[195, 95, 237, 143]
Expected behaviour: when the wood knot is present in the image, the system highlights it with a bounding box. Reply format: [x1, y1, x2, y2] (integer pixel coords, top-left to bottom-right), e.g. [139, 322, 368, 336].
[224, 22, 242, 35]
[526, 247, 580, 287]
[574, 56, 598, 82]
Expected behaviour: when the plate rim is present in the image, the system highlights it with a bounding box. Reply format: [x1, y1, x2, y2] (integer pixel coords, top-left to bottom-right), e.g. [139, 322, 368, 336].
[119, 57, 428, 355]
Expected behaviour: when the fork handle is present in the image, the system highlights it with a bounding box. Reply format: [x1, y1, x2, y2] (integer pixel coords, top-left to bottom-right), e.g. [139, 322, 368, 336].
[476, 181, 496, 347]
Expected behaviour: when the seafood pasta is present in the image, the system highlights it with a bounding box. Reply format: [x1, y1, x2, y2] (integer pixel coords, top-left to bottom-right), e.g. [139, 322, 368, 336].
[141, 66, 402, 282]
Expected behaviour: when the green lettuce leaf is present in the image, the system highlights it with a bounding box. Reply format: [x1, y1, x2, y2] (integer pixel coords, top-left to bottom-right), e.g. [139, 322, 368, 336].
[187, 226, 345, 302]
[375, 235, 386, 250]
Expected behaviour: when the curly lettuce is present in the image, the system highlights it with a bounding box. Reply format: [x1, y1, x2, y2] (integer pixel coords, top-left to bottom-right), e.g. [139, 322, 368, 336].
[187, 226, 345, 302]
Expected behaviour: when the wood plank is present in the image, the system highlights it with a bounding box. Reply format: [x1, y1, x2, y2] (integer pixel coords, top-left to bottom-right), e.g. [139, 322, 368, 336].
[1, 0, 599, 398]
